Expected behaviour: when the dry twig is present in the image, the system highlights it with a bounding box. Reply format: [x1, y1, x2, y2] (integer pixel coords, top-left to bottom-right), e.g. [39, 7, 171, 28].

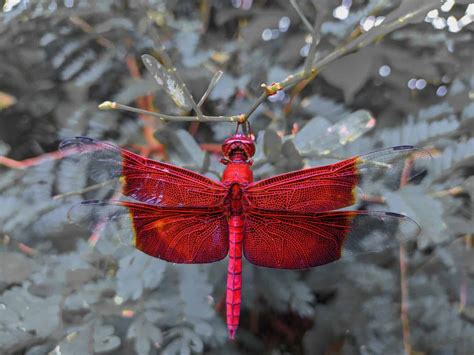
[99, 1, 443, 124]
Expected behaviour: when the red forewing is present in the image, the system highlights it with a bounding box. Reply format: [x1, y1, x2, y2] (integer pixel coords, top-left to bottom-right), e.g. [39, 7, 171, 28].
[245, 146, 430, 212]
[69, 199, 229, 263]
[243, 209, 420, 269]
[59, 137, 226, 207]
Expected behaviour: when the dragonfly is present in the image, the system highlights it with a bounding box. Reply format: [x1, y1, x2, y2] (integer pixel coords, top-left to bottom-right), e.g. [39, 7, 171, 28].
[60, 133, 429, 339]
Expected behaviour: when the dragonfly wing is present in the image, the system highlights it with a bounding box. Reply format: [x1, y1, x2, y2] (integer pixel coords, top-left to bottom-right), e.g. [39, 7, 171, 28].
[70, 199, 229, 263]
[243, 209, 420, 269]
[59, 137, 226, 207]
[246, 146, 430, 212]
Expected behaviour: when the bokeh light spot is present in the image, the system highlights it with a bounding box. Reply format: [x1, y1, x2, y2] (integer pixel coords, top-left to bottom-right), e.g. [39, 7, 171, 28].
[379, 65, 391, 77]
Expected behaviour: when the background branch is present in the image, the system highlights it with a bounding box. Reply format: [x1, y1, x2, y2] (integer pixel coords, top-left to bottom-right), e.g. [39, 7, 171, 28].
[303, 4, 325, 76]
[99, 1, 444, 124]
[197, 71, 223, 108]
[289, 0, 313, 32]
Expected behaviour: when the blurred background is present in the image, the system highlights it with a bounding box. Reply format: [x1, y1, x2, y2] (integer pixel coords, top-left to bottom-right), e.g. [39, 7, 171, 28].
[0, 0, 473, 354]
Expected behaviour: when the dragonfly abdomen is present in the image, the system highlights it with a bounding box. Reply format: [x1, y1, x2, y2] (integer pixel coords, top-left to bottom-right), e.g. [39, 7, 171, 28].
[226, 215, 243, 339]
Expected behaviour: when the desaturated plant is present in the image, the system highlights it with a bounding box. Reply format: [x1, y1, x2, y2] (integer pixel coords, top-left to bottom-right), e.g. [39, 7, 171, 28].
[0, 0, 473, 354]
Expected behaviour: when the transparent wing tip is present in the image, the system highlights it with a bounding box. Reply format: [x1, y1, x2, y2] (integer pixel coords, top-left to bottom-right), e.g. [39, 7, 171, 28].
[384, 211, 421, 241]
[343, 211, 421, 257]
[67, 200, 136, 247]
[81, 199, 104, 205]
[393, 145, 414, 151]
[67, 200, 108, 225]
[403, 146, 433, 183]
[391, 145, 433, 161]
[59, 136, 98, 151]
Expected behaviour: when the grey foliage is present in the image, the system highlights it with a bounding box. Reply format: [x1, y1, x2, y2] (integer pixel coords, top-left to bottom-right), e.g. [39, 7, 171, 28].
[386, 186, 448, 249]
[54, 318, 121, 354]
[155, 128, 206, 169]
[254, 268, 314, 317]
[0, 252, 34, 284]
[127, 317, 163, 355]
[117, 250, 166, 301]
[0, 285, 61, 351]
[0, 0, 473, 354]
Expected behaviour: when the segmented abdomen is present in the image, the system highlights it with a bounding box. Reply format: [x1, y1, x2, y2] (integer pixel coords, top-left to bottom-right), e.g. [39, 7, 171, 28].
[226, 216, 243, 339]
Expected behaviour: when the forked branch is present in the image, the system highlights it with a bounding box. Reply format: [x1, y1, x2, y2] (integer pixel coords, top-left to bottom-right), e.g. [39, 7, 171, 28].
[99, 0, 444, 124]
[99, 101, 244, 123]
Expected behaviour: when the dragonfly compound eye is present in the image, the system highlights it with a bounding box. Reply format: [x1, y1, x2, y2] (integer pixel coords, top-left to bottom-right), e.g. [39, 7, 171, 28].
[222, 134, 255, 159]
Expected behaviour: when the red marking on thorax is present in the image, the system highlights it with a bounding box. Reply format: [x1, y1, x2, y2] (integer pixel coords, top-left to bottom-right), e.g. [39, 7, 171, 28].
[222, 163, 253, 184]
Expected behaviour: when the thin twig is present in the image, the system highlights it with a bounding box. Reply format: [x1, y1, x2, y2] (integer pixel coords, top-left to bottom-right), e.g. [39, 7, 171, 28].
[242, 92, 267, 120]
[198, 70, 223, 108]
[98, 101, 243, 122]
[289, 0, 313, 32]
[278, 1, 442, 114]
[430, 186, 464, 198]
[0, 149, 74, 169]
[399, 157, 414, 354]
[69, 16, 115, 50]
[53, 180, 114, 200]
[174, 71, 205, 120]
[186, 69, 223, 135]
[2, 234, 39, 256]
[303, 5, 325, 76]
[360, 194, 386, 204]
[312, 1, 440, 69]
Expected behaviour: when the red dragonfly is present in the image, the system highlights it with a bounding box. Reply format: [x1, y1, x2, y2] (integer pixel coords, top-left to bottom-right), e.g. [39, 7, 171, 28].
[60, 134, 428, 339]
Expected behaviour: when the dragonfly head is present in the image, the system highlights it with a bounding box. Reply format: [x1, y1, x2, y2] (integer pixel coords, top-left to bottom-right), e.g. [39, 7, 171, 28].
[222, 134, 255, 161]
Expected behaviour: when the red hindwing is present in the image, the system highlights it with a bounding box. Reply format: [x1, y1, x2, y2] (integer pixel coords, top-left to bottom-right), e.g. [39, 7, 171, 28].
[69, 200, 229, 263]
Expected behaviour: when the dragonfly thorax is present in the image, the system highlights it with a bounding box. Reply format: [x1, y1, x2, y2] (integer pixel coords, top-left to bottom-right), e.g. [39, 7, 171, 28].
[226, 183, 245, 215]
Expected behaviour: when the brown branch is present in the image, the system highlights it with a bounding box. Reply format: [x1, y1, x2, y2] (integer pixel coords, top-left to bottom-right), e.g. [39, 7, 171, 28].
[398, 157, 415, 353]
[0, 149, 73, 169]
[2, 235, 39, 256]
[69, 16, 115, 50]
